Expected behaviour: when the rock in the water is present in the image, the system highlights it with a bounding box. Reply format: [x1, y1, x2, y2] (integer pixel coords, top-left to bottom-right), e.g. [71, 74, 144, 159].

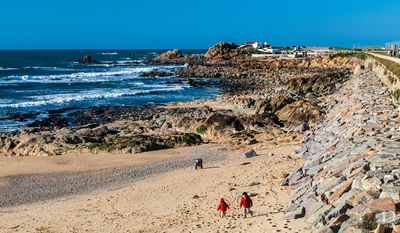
[78, 54, 98, 64]
[154, 49, 183, 61]
[139, 70, 174, 78]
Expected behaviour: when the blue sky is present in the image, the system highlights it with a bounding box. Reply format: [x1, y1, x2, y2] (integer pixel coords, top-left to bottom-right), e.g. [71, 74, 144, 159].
[0, 0, 399, 49]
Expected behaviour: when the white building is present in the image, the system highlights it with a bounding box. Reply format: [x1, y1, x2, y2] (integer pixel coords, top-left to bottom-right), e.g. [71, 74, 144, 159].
[240, 41, 261, 49]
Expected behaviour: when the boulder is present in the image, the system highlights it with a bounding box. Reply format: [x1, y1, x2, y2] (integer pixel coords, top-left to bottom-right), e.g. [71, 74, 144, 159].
[204, 41, 239, 59]
[202, 113, 244, 138]
[368, 198, 396, 212]
[329, 178, 353, 204]
[276, 100, 323, 125]
[242, 149, 258, 158]
[154, 49, 183, 61]
[287, 206, 306, 219]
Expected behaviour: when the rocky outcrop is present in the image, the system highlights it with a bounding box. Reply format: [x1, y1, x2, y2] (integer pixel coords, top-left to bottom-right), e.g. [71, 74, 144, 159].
[284, 68, 400, 232]
[0, 104, 285, 156]
[276, 100, 323, 126]
[154, 49, 184, 61]
[139, 70, 174, 78]
[177, 58, 354, 96]
[255, 95, 296, 114]
[204, 41, 239, 59]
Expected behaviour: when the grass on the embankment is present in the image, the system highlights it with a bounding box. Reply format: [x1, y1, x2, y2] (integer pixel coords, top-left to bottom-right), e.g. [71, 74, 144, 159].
[329, 52, 367, 60]
[369, 54, 400, 78]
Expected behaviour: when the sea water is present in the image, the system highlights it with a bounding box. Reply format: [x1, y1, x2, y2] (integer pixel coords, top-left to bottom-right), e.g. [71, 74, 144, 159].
[0, 50, 218, 132]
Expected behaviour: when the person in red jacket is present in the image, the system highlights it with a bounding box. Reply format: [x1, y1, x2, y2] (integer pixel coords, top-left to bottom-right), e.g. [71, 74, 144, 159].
[217, 198, 230, 218]
[240, 192, 253, 218]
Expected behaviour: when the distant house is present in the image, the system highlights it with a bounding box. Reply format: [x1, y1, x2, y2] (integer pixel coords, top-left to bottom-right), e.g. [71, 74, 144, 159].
[263, 48, 281, 54]
[302, 47, 333, 57]
[262, 42, 271, 48]
[240, 41, 261, 49]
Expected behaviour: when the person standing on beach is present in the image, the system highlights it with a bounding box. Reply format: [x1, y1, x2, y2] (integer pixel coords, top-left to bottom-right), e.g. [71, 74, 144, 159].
[195, 158, 203, 169]
[240, 192, 253, 218]
[217, 198, 230, 218]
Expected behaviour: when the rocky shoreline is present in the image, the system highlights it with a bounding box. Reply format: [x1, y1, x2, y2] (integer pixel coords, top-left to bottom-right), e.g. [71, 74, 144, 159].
[0, 43, 360, 157]
[4, 42, 398, 233]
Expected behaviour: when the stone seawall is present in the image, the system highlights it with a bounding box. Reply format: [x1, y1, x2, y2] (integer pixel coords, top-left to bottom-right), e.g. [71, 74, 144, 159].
[285, 68, 400, 232]
[365, 56, 400, 102]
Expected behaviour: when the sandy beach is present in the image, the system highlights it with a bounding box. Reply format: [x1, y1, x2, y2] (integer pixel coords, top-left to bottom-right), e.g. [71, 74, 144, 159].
[0, 140, 311, 233]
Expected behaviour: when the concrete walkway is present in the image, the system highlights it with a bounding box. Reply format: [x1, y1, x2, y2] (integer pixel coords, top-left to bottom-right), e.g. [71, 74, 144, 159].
[369, 52, 400, 64]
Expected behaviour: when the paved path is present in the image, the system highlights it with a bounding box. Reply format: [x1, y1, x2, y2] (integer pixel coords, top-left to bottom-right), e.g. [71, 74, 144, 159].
[369, 52, 400, 64]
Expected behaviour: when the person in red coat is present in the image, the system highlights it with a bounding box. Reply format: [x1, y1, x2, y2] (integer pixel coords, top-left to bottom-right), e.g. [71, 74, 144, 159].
[240, 192, 253, 218]
[217, 198, 230, 218]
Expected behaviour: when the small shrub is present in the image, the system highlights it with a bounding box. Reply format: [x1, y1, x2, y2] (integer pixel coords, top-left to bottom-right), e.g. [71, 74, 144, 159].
[196, 126, 207, 134]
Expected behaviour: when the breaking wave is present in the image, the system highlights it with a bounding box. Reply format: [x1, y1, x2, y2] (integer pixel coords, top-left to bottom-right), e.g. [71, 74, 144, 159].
[0, 86, 185, 108]
[100, 52, 119, 55]
[0, 67, 155, 83]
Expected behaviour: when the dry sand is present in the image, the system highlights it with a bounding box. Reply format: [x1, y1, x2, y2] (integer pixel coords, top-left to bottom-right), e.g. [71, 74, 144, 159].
[0, 141, 311, 233]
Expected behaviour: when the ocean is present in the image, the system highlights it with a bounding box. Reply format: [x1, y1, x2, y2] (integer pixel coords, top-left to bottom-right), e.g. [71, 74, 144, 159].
[0, 50, 218, 132]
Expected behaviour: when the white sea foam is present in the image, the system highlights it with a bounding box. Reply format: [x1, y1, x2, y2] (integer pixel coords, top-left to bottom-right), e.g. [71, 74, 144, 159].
[0, 67, 154, 83]
[0, 65, 183, 83]
[0, 67, 19, 71]
[100, 52, 119, 55]
[0, 86, 184, 108]
[24, 66, 75, 72]
[88, 60, 145, 66]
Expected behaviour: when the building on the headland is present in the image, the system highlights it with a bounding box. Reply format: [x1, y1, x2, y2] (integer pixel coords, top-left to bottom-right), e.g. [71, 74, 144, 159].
[251, 45, 341, 59]
[239, 41, 261, 49]
[262, 48, 281, 54]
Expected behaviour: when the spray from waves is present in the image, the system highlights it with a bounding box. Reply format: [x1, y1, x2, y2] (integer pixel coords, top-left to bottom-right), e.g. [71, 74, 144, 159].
[0, 86, 185, 108]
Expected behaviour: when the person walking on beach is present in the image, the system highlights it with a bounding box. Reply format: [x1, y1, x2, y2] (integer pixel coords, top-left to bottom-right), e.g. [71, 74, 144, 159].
[240, 192, 253, 218]
[217, 198, 230, 218]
